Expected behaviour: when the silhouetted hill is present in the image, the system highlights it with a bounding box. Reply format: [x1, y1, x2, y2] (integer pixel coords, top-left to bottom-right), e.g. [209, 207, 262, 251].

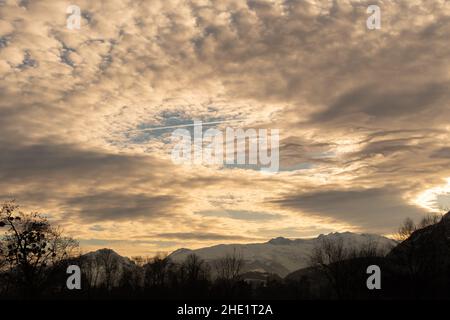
[388, 211, 450, 261]
[83, 248, 133, 264]
[282, 212, 450, 299]
[385, 211, 450, 298]
[80, 248, 139, 288]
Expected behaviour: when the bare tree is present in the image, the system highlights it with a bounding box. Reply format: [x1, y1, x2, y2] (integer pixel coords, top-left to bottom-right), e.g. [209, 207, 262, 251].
[0, 241, 12, 296]
[347, 239, 388, 259]
[310, 237, 347, 267]
[0, 201, 79, 297]
[389, 212, 447, 297]
[95, 249, 121, 291]
[417, 213, 442, 229]
[120, 263, 143, 291]
[81, 254, 101, 291]
[396, 217, 416, 241]
[144, 253, 172, 288]
[182, 254, 210, 283]
[309, 237, 385, 298]
[214, 249, 244, 281]
[395, 214, 443, 241]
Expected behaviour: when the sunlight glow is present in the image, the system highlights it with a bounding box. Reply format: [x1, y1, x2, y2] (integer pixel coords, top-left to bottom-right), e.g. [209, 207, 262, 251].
[414, 178, 450, 212]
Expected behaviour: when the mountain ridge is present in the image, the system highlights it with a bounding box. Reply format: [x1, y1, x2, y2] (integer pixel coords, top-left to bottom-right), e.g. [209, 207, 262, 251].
[168, 232, 396, 277]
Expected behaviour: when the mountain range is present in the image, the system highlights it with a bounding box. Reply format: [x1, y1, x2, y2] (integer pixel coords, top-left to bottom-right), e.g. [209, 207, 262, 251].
[168, 232, 397, 277]
[79, 212, 450, 298]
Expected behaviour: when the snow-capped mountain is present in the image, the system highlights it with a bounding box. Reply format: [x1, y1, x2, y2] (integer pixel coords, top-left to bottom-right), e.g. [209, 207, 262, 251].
[169, 232, 397, 277]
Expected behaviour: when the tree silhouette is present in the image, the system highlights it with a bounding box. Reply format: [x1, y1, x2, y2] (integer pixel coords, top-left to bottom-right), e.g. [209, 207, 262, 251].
[182, 254, 210, 283]
[396, 217, 416, 241]
[395, 213, 443, 241]
[308, 237, 386, 298]
[214, 249, 244, 282]
[0, 201, 78, 297]
[144, 253, 172, 288]
[213, 249, 245, 297]
[95, 249, 121, 291]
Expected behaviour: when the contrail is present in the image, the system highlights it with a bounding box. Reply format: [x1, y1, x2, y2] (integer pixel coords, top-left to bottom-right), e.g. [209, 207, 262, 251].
[125, 119, 247, 133]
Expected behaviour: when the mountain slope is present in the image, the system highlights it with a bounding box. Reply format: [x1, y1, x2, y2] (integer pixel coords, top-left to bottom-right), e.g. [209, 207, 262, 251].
[80, 248, 138, 287]
[284, 212, 450, 298]
[169, 232, 396, 277]
[387, 212, 450, 277]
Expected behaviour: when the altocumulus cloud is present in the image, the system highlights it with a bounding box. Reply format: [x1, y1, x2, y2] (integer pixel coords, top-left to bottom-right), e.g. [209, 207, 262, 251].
[0, 0, 449, 254]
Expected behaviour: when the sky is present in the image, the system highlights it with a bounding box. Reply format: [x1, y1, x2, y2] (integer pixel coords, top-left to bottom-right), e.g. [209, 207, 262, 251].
[1, 0, 450, 257]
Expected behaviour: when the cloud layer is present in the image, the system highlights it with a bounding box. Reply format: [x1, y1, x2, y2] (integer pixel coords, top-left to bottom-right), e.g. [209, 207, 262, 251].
[1, 0, 449, 256]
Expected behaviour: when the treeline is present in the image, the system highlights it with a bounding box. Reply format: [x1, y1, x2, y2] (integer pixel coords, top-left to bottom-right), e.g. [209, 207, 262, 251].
[69, 250, 255, 300]
[1, 201, 450, 300]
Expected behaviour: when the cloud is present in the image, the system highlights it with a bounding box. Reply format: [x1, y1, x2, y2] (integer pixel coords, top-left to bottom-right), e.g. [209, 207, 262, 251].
[271, 187, 428, 233]
[0, 0, 449, 255]
[431, 147, 450, 159]
[197, 210, 282, 221]
[0, 143, 154, 183]
[65, 192, 180, 223]
[310, 82, 450, 125]
[156, 232, 257, 241]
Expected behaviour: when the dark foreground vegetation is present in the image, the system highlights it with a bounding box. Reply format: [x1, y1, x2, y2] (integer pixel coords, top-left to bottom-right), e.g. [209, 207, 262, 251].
[1, 201, 449, 300]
